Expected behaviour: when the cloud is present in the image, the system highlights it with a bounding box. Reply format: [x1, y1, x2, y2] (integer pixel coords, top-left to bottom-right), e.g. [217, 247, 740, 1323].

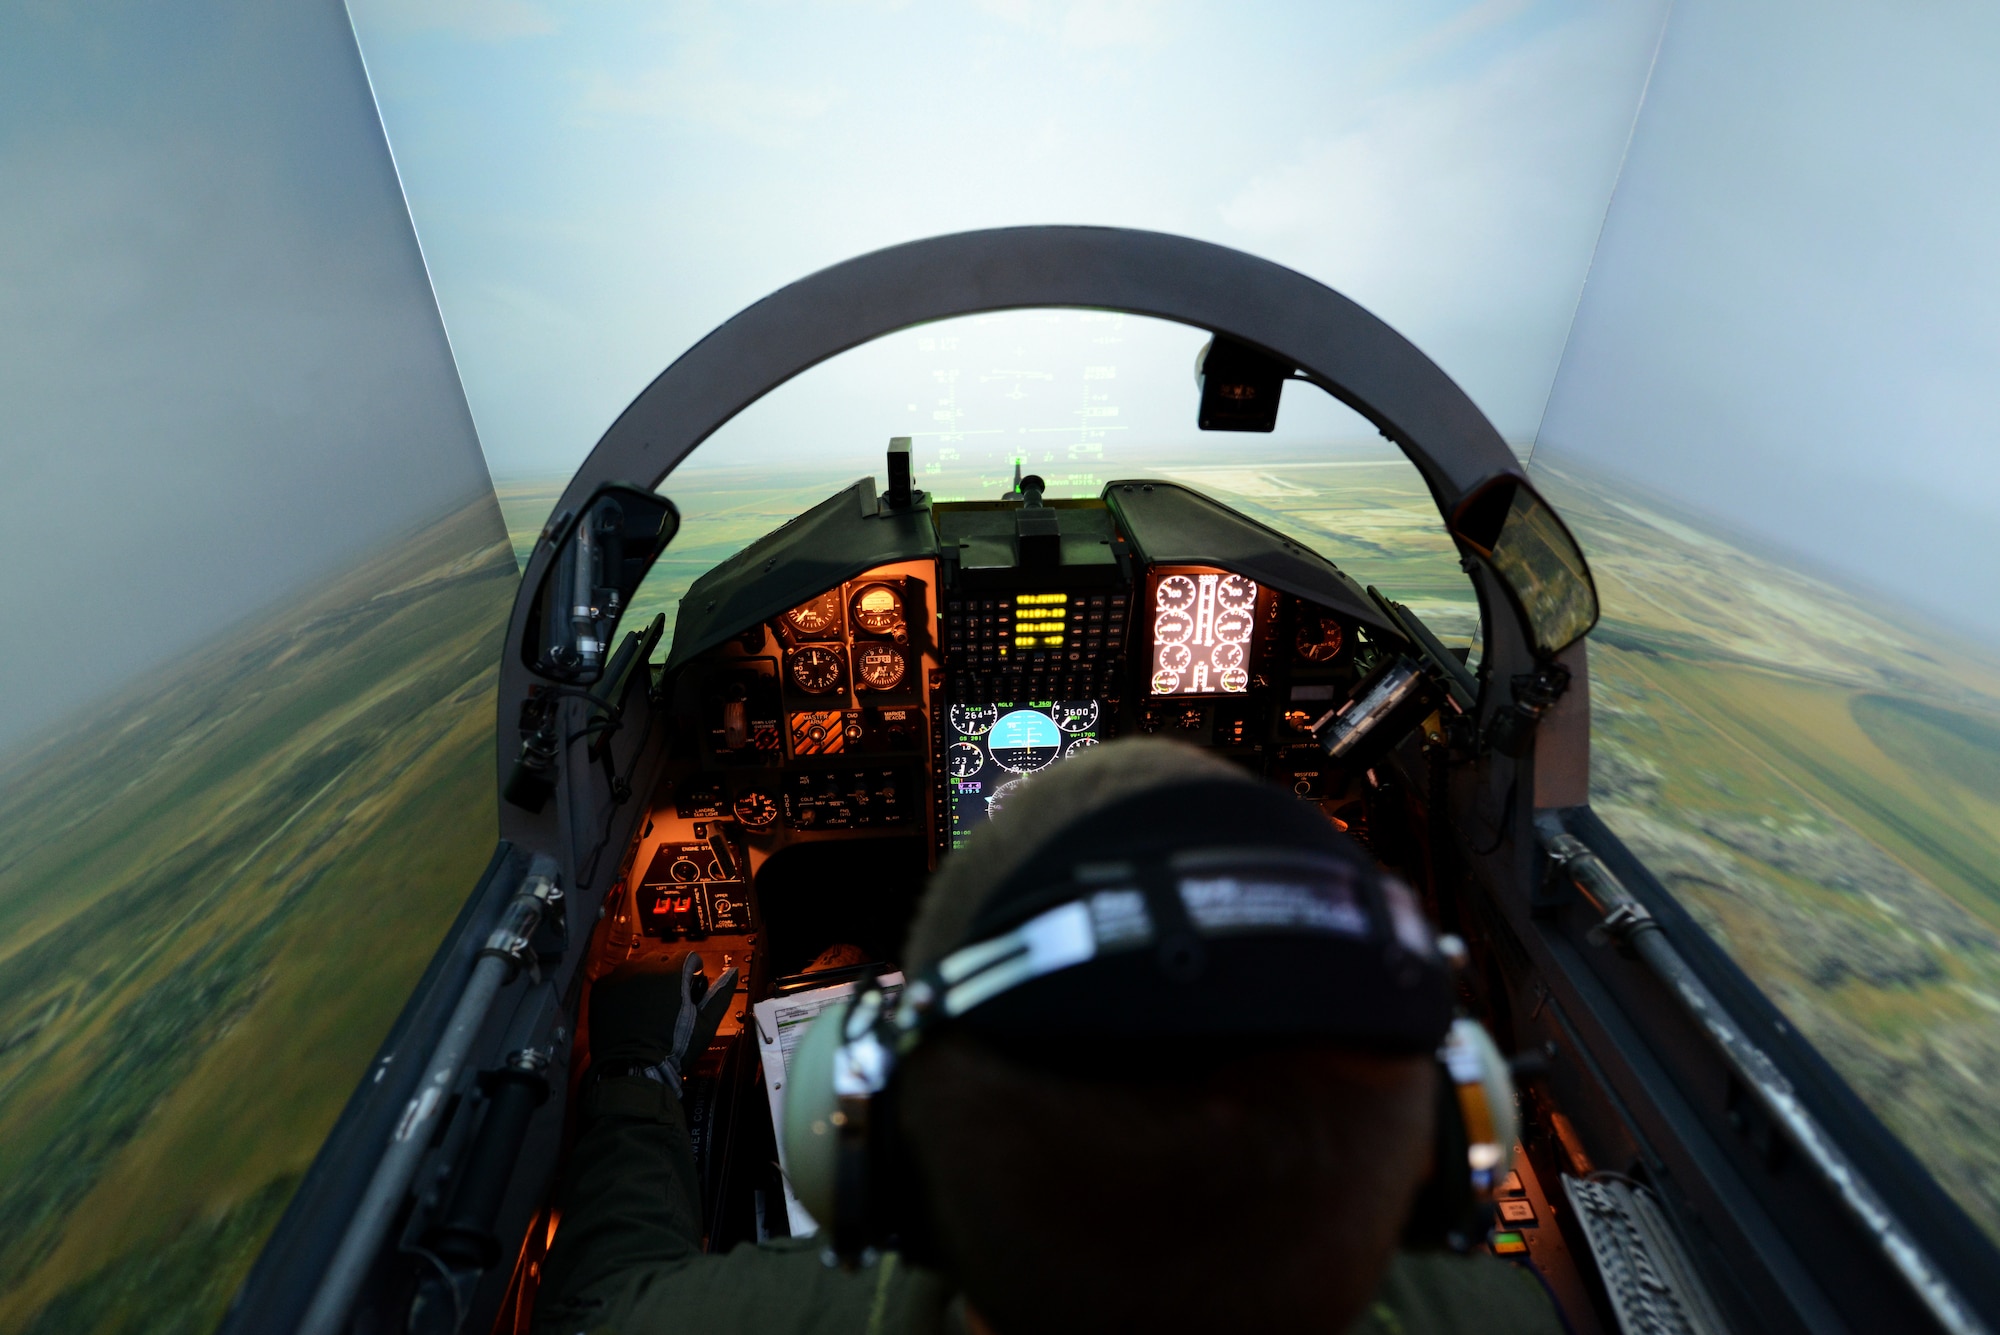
[1213, 4, 1667, 434]
[570, 7, 844, 147]
[1369, 0, 1539, 82]
[578, 65, 841, 146]
[345, 0, 557, 42]
[972, 0, 1178, 50]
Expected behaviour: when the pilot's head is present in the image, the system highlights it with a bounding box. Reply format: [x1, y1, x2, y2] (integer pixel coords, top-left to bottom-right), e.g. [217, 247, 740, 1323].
[898, 737, 1448, 1335]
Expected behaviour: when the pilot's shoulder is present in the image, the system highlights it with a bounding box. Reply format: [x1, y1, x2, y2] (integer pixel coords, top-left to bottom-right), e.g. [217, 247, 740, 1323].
[1348, 1250, 1565, 1335]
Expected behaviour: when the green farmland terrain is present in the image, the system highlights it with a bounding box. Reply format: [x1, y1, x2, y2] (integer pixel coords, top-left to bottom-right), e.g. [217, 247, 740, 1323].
[0, 498, 517, 1334]
[1532, 461, 2000, 1242]
[504, 448, 2000, 1243]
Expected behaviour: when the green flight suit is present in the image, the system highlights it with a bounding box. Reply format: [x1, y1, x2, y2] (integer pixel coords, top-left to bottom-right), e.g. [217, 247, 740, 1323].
[533, 1076, 1565, 1335]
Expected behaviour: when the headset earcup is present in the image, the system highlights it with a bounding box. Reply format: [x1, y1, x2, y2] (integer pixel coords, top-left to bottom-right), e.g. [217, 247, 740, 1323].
[1401, 1064, 1473, 1249]
[1402, 1019, 1521, 1250]
[1454, 1018, 1519, 1187]
[782, 1003, 849, 1228]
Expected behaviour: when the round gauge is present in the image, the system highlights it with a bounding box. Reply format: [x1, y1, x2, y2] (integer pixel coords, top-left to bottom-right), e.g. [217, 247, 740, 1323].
[850, 583, 903, 636]
[989, 709, 1062, 773]
[783, 592, 841, 637]
[1295, 613, 1344, 662]
[947, 741, 985, 778]
[669, 858, 702, 883]
[733, 790, 778, 828]
[1155, 608, 1194, 644]
[950, 703, 999, 736]
[1151, 667, 1182, 695]
[855, 642, 906, 691]
[1064, 736, 1098, 759]
[1217, 573, 1258, 610]
[1158, 643, 1192, 674]
[987, 777, 1029, 816]
[1156, 574, 1197, 611]
[1053, 700, 1099, 732]
[1219, 667, 1249, 693]
[1214, 607, 1254, 644]
[1210, 641, 1245, 671]
[788, 644, 844, 694]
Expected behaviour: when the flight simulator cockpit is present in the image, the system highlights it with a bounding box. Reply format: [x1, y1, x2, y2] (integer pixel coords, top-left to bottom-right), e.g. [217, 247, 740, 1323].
[243, 229, 2000, 1335]
[575, 447, 1443, 1005]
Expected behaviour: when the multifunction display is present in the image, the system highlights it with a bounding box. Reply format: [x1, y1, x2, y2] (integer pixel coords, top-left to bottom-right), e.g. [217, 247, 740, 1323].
[944, 700, 1106, 848]
[1148, 567, 1261, 696]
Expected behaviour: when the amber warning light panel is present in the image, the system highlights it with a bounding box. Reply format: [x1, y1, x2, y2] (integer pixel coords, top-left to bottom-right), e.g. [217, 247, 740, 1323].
[1012, 592, 1069, 649]
[1148, 567, 1260, 696]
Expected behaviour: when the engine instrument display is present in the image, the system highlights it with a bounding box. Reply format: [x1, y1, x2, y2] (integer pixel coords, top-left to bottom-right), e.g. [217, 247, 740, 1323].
[1149, 567, 1260, 696]
[945, 699, 1106, 848]
[788, 644, 845, 694]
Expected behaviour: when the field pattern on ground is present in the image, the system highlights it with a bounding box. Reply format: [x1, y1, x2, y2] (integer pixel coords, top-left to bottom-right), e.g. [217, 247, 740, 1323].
[500, 450, 2000, 1240]
[1529, 461, 2000, 1243]
[0, 499, 517, 1334]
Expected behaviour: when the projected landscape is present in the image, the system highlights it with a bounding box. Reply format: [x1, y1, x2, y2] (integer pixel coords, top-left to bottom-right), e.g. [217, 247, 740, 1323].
[0, 500, 516, 1334]
[502, 448, 2000, 1242]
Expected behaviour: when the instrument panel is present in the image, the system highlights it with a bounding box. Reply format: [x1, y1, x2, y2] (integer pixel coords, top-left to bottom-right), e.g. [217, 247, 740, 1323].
[618, 488, 1407, 968]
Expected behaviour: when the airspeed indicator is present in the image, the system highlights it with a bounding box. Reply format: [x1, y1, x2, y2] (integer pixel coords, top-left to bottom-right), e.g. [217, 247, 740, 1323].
[950, 704, 999, 736]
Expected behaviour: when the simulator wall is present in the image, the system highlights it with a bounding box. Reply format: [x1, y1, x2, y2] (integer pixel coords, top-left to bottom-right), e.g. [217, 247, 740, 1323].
[1532, 0, 2000, 1244]
[0, 3, 515, 1329]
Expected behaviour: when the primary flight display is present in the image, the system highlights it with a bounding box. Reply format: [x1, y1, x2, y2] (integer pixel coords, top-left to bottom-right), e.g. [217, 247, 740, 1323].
[945, 700, 1106, 848]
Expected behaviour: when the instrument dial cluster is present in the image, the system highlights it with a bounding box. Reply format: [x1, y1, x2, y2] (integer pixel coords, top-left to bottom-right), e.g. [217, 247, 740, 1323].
[689, 572, 932, 838]
[690, 551, 1377, 858]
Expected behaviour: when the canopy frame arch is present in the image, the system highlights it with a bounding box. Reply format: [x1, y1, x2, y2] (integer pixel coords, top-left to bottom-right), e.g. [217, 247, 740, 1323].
[498, 225, 1551, 846]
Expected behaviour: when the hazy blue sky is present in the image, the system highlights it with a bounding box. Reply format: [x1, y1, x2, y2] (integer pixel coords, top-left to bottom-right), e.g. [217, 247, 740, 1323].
[348, 0, 2000, 644]
[1536, 0, 2000, 643]
[0, 1, 496, 751]
[347, 0, 1670, 473]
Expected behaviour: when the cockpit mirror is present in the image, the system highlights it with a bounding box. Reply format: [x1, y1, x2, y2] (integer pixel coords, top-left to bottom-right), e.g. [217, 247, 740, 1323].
[1449, 475, 1598, 658]
[1194, 334, 1291, 432]
[523, 483, 679, 685]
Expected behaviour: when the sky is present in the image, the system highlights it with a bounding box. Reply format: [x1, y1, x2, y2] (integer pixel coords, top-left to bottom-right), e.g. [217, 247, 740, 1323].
[345, 0, 2000, 645]
[345, 0, 1671, 474]
[6, 0, 1996, 764]
[0, 1, 497, 752]
[1535, 0, 2000, 642]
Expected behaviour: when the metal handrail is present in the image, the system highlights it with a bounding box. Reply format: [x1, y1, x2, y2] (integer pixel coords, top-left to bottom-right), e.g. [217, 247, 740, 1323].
[295, 854, 563, 1335]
